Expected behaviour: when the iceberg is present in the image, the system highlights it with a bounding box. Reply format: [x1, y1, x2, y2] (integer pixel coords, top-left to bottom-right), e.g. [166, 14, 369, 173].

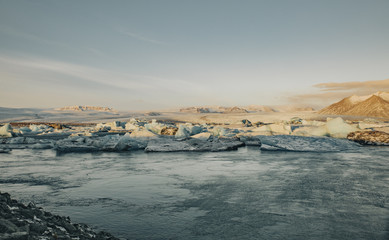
[130, 128, 158, 138]
[210, 126, 236, 137]
[292, 117, 359, 138]
[144, 119, 168, 134]
[175, 123, 204, 139]
[18, 126, 32, 134]
[326, 117, 359, 138]
[114, 133, 148, 150]
[267, 123, 292, 135]
[95, 121, 125, 131]
[259, 135, 360, 152]
[191, 132, 212, 141]
[250, 123, 292, 136]
[0, 124, 14, 137]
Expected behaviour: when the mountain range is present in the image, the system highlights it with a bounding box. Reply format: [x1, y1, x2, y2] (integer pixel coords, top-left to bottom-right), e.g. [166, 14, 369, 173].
[319, 92, 389, 118]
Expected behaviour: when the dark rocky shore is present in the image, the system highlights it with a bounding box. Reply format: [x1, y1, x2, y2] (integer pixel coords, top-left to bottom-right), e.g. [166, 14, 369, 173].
[0, 192, 119, 240]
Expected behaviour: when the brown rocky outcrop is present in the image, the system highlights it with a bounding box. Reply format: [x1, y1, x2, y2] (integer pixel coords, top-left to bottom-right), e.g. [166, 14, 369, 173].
[347, 131, 389, 145]
[160, 127, 178, 136]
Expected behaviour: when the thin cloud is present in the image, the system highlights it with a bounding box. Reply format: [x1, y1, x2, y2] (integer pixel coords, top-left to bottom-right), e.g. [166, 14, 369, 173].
[314, 79, 389, 92]
[0, 55, 155, 91]
[116, 27, 165, 45]
[0, 25, 69, 48]
[288, 78, 389, 106]
[0, 55, 201, 94]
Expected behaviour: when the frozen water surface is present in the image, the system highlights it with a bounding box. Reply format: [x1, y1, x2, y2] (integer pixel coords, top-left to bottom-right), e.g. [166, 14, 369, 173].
[1, 147, 389, 239]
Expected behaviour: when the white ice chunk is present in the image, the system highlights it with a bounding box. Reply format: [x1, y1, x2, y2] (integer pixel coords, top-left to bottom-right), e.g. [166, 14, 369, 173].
[144, 119, 168, 134]
[0, 124, 14, 137]
[267, 123, 291, 135]
[191, 132, 212, 141]
[292, 117, 359, 138]
[130, 128, 158, 138]
[325, 117, 359, 138]
[210, 126, 236, 137]
[18, 127, 32, 134]
[175, 124, 191, 139]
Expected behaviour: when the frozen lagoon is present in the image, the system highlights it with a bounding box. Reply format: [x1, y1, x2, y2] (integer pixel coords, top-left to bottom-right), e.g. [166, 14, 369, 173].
[1, 146, 389, 239]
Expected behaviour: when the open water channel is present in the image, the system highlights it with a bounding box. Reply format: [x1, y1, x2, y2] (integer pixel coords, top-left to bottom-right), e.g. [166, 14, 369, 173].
[1, 146, 388, 239]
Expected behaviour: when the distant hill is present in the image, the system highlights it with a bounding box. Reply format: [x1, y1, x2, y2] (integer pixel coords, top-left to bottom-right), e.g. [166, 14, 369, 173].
[319, 92, 389, 118]
[178, 104, 314, 114]
[244, 105, 276, 112]
[56, 105, 116, 112]
[179, 107, 213, 113]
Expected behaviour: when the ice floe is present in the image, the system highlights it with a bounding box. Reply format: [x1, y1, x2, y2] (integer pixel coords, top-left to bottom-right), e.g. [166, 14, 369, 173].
[259, 135, 361, 152]
[145, 137, 244, 152]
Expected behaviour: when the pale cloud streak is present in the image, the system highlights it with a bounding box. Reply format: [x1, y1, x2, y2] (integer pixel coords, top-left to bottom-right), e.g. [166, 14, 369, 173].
[314, 79, 389, 92]
[0, 55, 204, 99]
[0, 25, 69, 48]
[116, 27, 165, 45]
[289, 78, 389, 107]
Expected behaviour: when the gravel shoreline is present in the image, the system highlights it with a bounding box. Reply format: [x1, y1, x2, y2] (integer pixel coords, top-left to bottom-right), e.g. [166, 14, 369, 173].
[0, 192, 119, 240]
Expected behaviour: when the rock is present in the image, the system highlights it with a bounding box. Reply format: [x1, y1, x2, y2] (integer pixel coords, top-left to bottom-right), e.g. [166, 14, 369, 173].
[347, 131, 389, 145]
[160, 127, 178, 136]
[0, 219, 19, 233]
[48, 123, 64, 130]
[289, 117, 303, 124]
[241, 119, 252, 127]
[0, 148, 11, 153]
[0, 192, 119, 240]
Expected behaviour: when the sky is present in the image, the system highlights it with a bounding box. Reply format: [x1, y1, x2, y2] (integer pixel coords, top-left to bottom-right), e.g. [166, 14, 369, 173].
[1, 0, 389, 110]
